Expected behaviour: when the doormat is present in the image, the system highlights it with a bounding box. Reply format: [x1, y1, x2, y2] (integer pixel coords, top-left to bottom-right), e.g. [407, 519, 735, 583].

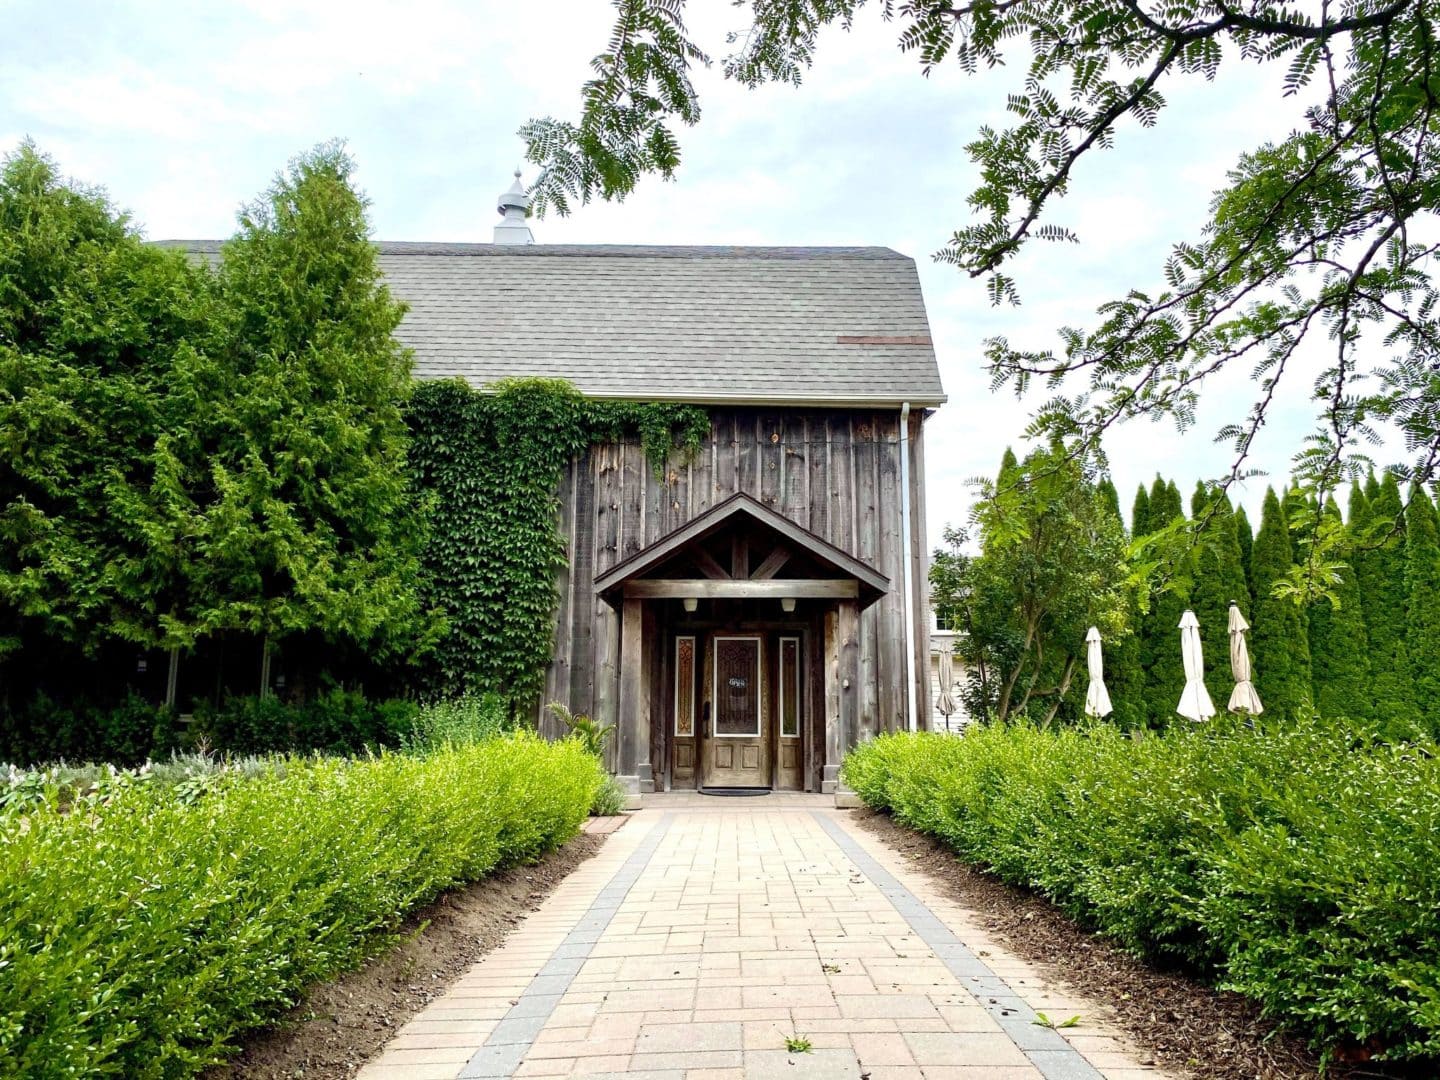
[698, 787, 771, 797]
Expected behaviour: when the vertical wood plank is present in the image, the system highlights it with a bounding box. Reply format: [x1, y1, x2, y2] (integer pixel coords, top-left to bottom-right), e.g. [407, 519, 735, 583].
[618, 597, 652, 791]
[910, 411, 932, 731]
[780, 412, 809, 528]
[822, 607, 842, 793]
[544, 452, 578, 735]
[595, 443, 620, 575]
[621, 438, 645, 562]
[855, 414, 880, 739]
[646, 603, 665, 789]
[595, 600, 619, 774]
[877, 410, 903, 733]
[736, 413, 758, 500]
[838, 598, 860, 775]
[812, 415, 832, 544]
[569, 451, 598, 720]
[759, 412, 783, 509]
[715, 411, 737, 501]
[830, 416, 854, 555]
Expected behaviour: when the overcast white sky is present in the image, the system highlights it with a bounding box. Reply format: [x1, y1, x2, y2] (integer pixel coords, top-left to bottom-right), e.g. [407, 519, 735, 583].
[2, 0, 1337, 548]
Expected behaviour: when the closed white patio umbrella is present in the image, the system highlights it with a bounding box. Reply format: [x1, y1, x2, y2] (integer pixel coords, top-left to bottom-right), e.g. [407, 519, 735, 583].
[1227, 602, 1264, 715]
[1176, 609, 1216, 722]
[1083, 626, 1112, 718]
[936, 645, 958, 723]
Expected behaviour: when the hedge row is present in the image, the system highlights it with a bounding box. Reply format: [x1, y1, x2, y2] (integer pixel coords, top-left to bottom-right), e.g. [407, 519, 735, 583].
[1, 689, 422, 768]
[0, 732, 602, 1077]
[841, 720, 1440, 1063]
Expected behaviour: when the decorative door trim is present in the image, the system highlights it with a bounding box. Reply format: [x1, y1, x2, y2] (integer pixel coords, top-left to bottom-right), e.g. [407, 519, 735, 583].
[674, 635, 696, 737]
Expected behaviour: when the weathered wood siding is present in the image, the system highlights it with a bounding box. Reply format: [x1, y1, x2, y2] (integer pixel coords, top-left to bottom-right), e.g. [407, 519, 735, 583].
[542, 407, 931, 762]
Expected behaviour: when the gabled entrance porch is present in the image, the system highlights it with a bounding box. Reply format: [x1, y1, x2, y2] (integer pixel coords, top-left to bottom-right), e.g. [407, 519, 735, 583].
[594, 493, 888, 796]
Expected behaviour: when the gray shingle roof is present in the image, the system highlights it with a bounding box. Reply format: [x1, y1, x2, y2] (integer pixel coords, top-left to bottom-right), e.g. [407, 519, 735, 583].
[162, 242, 946, 407]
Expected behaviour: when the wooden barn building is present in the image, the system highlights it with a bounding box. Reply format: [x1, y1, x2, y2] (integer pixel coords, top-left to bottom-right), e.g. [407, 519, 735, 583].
[388, 179, 946, 797]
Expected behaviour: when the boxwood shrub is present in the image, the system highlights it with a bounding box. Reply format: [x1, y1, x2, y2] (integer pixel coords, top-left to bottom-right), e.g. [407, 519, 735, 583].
[0, 732, 602, 1077]
[841, 718, 1440, 1063]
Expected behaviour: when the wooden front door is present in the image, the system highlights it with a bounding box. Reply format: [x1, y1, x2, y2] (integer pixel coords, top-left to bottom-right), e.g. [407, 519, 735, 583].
[702, 635, 769, 788]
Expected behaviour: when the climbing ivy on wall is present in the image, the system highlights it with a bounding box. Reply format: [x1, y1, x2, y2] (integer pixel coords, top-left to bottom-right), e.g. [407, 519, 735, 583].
[406, 377, 709, 704]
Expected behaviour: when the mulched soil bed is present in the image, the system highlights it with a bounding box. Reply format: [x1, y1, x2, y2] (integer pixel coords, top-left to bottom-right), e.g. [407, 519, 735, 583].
[209, 831, 607, 1080]
[850, 808, 1416, 1080]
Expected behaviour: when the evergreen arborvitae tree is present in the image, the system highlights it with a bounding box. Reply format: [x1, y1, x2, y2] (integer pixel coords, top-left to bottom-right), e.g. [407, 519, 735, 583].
[1097, 476, 1144, 730]
[1365, 470, 1382, 504]
[1189, 489, 1251, 707]
[1140, 477, 1190, 727]
[1097, 477, 1121, 523]
[1347, 480, 1369, 539]
[1250, 488, 1312, 719]
[1355, 473, 1415, 734]
[1234, 504, 1255, 600]
[1190, 480, 1207, 519]
[1405, 484, 1440, 735]
[1308, 496, 1370, 721]
[1132, 484, 1151, 538]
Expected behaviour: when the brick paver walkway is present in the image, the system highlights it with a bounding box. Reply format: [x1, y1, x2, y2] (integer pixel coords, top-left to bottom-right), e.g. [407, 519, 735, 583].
[358, 799, 1172, 1080]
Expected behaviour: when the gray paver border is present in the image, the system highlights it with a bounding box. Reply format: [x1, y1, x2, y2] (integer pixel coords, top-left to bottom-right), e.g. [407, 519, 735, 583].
[459, 813, 675, 1079]
[813, 810, 1104, 1080]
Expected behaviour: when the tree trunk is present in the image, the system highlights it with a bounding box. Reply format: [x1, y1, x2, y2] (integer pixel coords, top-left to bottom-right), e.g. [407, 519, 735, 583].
[1041, 654, 1079, 727]
[165, 647, 180, 710]
[259, 634, 272, 699]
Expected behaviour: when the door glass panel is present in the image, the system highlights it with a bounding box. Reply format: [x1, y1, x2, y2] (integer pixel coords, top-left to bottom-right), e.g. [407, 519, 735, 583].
[780, 637, 800, 738]
[714, 637, 760, 737]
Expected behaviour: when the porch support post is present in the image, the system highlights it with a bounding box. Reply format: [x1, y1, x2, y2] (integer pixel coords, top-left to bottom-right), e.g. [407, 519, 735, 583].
[822, 599, 860, 793]
[618, 597, 653, 798]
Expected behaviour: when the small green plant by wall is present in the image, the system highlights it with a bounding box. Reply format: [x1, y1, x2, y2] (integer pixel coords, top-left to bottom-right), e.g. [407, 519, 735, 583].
[406, 377, 708, 706]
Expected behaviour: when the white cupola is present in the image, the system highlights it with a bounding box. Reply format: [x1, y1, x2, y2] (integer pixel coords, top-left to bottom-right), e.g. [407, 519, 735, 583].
[494, 169, 534, 245]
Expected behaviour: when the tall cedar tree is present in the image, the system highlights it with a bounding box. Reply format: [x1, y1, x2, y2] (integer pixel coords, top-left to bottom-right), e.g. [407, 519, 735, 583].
[1139, 478, 1189, 728]
[130, 144, 430, 656]
[1131, 484, 1151, 539]
[1355, 473, 1416, 734]
[1188, 486, 1251, 708]
[0, 144, 208, 656]
[1250, 489, 1312, 719]
[1234, 505, 1255, 600]
[1404, 484, 1440, 735]
[1308, 496, 1370, 722]
[1098, 477, 1144, 730]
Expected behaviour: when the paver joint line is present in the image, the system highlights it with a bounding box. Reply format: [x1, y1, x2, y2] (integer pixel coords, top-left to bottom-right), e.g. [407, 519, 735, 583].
[457, 813, 674, 1079]
[811, 810, 1105, 1080]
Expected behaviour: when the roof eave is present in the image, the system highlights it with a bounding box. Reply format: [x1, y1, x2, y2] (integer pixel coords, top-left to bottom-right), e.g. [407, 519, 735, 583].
[452, 385, 948, 410]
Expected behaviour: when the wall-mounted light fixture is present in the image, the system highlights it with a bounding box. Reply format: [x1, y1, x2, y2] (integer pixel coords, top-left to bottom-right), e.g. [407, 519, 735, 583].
[136, 657, 148, 674]
[683, 597, 698, 613]
[781, 597, 796, 613]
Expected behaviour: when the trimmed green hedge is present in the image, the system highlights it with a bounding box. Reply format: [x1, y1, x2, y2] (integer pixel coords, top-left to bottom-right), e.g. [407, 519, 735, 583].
[842, 720, 1440, 1063]
[0, 732, 602, 1077]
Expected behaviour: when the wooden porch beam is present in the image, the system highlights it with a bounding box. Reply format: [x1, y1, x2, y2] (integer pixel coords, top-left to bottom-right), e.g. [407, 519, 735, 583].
[692, 547, 731, 580]
[751, 545, 791, 580]
[623, 579, 857, 600]
[731, 533, 749, 578]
